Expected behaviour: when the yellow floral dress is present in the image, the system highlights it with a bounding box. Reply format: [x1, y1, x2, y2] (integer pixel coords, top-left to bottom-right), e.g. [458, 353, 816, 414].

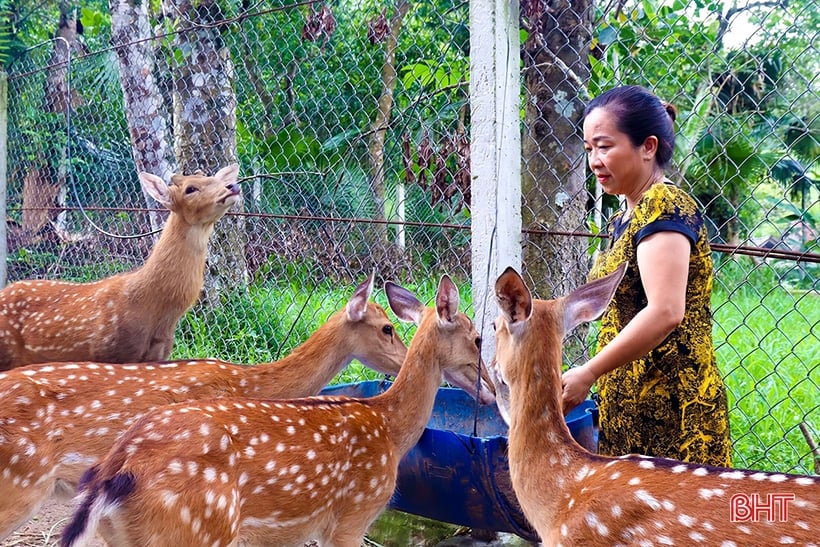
[589, 182, 733, 467]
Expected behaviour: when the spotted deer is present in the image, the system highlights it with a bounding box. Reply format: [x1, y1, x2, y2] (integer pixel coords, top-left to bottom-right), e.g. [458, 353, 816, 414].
[0, 274, 422, 541]
[489, 263, 818, 546]
[60, 275, 494, 547]
[0, 164, 242, 370]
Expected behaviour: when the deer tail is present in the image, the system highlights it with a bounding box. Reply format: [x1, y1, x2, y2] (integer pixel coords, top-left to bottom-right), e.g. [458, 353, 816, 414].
[60, 471, 136, 547]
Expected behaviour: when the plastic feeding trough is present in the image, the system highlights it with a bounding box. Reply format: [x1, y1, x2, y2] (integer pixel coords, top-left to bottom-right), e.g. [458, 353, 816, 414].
[319, 380, 599, 541]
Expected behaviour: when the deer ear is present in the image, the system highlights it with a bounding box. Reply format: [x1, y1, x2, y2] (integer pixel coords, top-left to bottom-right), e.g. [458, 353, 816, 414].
[346, 271, 375, 322]
[562, 261, 626, 334]
[214, 163, 240, 184]
[138, 172, 172, 208]
[494, 267, 532, 325]
[385, 282, 423, 325]
[435, 275, 460, 324]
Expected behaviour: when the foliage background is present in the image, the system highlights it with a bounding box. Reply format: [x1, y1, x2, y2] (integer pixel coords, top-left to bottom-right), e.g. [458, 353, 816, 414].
[1, 0, 818, 482]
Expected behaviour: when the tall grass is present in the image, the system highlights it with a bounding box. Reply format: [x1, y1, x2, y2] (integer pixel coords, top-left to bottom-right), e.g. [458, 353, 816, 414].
[170, 261, 817, 475]
[714, 258, 819, 475]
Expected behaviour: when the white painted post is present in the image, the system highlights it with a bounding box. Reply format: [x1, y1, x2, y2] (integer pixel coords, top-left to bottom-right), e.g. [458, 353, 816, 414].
[469, 0, 521, 364]
[0, 71, 7, 287]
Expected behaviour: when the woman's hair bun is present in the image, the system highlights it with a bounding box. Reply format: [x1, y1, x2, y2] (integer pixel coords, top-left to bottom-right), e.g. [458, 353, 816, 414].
[662, 101, 678, 123]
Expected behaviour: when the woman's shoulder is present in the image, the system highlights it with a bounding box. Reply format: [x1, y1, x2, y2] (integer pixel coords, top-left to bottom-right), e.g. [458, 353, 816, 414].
[640, 181, 701, 217]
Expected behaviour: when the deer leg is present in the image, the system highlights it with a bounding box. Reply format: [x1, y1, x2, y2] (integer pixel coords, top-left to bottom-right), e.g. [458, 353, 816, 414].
[0, 319, 22, 370]
[0, 480, 54, 540]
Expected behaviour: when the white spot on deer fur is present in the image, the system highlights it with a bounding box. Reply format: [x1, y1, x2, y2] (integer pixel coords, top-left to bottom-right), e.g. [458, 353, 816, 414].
[611, 505, 622, 517]
[634, 489, 660, 510]
[689, 531, 706, 542]
[768, 474, 788, 483]
[779, 537, 795, 544]
[628, 477, 640, 485]
[162, 490, 179, 508]
[698, 488, 724, 500]
[750, 472, 768, 481]
[692, 467, 708, 476]
[276, 443, 285, 452]
[678, 514, 696, 527]
[638, 460, 654, 469]
[719, 470, 745, 480]
[204, 467, 217, 482]
[720, 542, 737, 547]
[737, 525, 751, 534]
[795, 477, 814, 486]
[610, 471, 621, 480]
[585, 512, 608, 536]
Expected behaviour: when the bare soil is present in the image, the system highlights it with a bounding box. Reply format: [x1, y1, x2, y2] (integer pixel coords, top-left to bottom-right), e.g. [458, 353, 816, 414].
[3, 500, 532, 547]
[2, 498, 104, 547]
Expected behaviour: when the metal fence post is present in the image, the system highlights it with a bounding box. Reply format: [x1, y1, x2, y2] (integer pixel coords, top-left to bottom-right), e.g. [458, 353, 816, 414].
[469, 0, 522, 364]
[0, 71, 7, 287]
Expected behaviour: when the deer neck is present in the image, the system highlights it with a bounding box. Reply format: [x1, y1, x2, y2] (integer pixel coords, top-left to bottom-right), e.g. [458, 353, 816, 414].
[372, 313, 443, 456]
[245, 311, 352, 398]
[506, 308, 586, 519]
[129, 213, 213, 311]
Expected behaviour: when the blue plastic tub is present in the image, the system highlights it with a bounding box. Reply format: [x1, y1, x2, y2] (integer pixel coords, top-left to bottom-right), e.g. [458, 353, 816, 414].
[319, 380, 598, 541]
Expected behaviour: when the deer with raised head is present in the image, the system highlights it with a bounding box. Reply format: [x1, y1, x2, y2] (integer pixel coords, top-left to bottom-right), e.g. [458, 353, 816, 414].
[0, 164, 242, 370]
[60, 275, 495, 547]
[489, 262, 818, 546]
[0, 274, 422, 540]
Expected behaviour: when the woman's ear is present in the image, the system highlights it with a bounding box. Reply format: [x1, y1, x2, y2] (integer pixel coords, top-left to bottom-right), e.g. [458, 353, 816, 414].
[642, 135, 659, 161]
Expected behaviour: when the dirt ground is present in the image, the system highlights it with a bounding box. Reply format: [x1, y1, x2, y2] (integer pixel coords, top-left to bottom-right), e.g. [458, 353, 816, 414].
[2, 499, 533, 547]
[2, 498, 104, 547]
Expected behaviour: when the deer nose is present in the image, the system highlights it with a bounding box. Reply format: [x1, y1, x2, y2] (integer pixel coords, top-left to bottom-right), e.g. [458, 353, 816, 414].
[227, 183, 241, 195]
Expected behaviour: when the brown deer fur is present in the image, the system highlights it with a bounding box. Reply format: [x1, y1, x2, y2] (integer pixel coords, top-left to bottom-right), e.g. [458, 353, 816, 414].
[490, 263, 818, 546]
[0, 164, 241, 370]
[60, 276, 495, 547]
[0, 274, 416, 540]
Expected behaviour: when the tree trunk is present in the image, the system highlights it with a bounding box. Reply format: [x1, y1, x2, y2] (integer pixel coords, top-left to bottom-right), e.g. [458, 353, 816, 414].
[22, 3, 82, 243]
[109, 0, 177, 232]
[162, 0, 248, 305]
[521, 0, 593, 365]
[367, 0, 410, 248]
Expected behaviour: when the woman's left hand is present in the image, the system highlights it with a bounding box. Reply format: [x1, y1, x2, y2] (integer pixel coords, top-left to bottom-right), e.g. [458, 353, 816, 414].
[562, 365, 597, 415]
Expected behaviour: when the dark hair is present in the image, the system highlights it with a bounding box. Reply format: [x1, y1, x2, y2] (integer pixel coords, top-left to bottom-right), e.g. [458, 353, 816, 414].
[584, 85, 678, 168]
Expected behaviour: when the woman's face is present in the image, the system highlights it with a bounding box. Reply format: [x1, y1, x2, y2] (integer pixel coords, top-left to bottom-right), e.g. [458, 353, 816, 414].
[583, 107, 656, 198]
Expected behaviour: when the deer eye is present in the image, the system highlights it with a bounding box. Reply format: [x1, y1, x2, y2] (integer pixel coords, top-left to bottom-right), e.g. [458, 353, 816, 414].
[185, 186, 199, 194]
[382, 325, 393, 336]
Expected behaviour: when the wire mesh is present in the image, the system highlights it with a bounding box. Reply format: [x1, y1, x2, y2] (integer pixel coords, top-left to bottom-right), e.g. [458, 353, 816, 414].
[2, 0, 818, 478]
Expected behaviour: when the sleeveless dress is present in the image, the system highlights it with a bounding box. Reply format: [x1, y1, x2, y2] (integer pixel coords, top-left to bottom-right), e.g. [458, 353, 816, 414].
[588, 181, 733, 467]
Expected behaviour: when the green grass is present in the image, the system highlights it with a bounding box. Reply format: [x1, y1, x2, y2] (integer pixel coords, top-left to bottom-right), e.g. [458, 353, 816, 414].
[713, 263, 819, 475]
[169, 262, 818, 476]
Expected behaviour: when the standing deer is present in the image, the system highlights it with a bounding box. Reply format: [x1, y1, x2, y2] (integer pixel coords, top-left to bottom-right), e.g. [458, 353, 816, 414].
[60, 275, 494, 547]
[0, 164, 242, 370]
[0, 274, 422, 540]
[490, 263, 818, 546]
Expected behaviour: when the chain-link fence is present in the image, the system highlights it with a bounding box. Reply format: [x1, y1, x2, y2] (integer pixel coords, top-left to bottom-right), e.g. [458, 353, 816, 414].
[1, 0, 818, 479]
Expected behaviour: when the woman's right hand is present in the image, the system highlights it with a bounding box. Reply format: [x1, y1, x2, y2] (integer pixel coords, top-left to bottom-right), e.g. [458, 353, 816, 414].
[561, 364, 597, 415]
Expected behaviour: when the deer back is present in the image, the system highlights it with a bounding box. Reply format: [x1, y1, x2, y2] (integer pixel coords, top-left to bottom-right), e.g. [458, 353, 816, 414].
[492, 264, 818, 546]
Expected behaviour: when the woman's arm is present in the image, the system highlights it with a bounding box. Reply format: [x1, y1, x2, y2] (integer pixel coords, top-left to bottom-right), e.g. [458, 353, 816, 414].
[561, 230, 692, 414]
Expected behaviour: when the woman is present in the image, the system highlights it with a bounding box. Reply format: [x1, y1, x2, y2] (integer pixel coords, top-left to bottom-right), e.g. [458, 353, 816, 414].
[561, 85, 732, 467]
